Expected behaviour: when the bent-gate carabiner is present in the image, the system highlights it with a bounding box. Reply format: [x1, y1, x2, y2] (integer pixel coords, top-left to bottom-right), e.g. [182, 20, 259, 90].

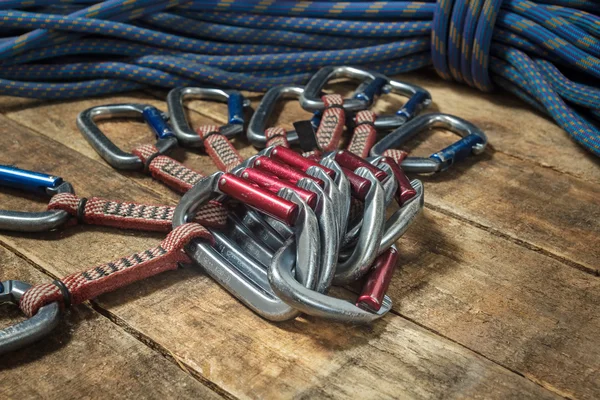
[0, 165, 74, 232]
[0, 280, 61, 355]
[77, 103, 178, 170]
[334, 168, 385, 285]
[370, 113, 488, 173]
[167, 87, 251, 148]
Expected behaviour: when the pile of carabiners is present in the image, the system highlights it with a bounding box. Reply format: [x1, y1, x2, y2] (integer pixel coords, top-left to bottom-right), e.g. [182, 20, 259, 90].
[0, 66, 487, 354]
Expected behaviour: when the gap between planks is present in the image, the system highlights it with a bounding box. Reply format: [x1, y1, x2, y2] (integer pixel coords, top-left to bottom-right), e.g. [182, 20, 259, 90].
[0, 240, 236, 400]
[423, 202, 599, 277]
[386, 307, 575, 399]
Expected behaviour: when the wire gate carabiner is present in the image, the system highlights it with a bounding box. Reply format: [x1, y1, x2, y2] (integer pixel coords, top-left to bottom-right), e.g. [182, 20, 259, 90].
[1, 65, 489, 355]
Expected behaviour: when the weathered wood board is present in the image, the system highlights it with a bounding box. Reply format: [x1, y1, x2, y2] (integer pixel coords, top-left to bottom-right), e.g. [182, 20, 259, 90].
[0, 71, 598, 399]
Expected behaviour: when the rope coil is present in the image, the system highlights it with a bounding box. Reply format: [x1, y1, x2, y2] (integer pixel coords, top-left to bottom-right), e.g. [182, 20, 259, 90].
[0, 0, 597, 155]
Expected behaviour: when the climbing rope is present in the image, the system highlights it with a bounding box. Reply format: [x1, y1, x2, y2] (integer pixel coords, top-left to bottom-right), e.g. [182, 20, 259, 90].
[0, 0, 598, 155]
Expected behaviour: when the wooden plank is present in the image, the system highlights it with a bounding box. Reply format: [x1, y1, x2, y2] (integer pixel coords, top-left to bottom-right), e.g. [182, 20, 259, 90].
[0, 113, 559, 398]
[389, 71, 600, 185]
[407, 134, 599, 274]
[391, 208, 600, 400]
[0, 244, 222, 399]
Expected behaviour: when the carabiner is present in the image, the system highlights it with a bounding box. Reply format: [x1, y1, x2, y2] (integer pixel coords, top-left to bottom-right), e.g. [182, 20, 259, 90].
[0, 165, 74, 232]
[0, 280, 61, 355]
[355, 78, 432, 130]
[378, 179, 424, 252]
[167, 87, 251, 148]
[370, 113, 488, 173]
[228, 171, 336, 292]
[246, 86, 305, 148]
[77, 103, 178, 170]
[268, 244, 392, 323]
[333, 168, 385, 285]
[300, 66, 389, 112]
[172, 172, 321, 321]
[318, 157, 351, 239]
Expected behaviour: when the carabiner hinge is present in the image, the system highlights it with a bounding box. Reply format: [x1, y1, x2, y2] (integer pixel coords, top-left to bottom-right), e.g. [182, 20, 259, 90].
[0, 165, 63, 195]
[0, 280, 30, 304]
[430, 133, 486, 171]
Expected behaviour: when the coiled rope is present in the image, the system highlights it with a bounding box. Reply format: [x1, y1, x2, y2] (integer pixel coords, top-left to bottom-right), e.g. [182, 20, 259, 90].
[0, 0, 598, 156]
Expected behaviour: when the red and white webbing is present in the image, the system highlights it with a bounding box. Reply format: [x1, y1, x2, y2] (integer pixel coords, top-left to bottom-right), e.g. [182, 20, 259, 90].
[347, 110, 378, 158]
[315, 94, 345, 152]
[265, 126, 290, 148]
[381, 149, 408, 164]
[20, 223, 213, 317]
[132, 144, 205, 193]
[196, 125, 244, 172]
[48, 193, 227, 231]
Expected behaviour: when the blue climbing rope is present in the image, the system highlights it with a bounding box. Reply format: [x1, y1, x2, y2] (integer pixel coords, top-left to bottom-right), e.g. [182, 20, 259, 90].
[0, 0, 598, 156]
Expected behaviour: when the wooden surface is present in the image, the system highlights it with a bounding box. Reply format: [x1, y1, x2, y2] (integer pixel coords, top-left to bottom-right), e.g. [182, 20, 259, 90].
[1, 70, 598, 400]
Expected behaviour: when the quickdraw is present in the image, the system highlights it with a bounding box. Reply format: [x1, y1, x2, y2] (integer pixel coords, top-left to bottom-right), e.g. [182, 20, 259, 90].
[0, 66, 489, 355]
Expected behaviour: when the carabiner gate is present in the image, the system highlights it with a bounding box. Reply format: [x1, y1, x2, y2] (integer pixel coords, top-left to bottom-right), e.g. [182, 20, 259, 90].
[77, 103, 178, 170]
[370, 113, 488, 173]
[355, 78, 432, 130]
[0, 165, 74, 232]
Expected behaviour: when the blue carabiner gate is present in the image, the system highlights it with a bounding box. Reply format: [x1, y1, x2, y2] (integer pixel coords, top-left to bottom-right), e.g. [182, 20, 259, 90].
[0, 165, 74, 232]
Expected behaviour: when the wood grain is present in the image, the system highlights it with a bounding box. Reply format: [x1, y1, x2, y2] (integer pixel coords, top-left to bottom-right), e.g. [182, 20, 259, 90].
[391, 208, 600, 400]
[0, 110, 564, 399]
[0, 244, 222, 400]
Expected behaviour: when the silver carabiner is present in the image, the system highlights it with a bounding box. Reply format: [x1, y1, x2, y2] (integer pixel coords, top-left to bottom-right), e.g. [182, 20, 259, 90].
[247, 86, 305, 148]
[0, 165, 74, 232]
[167, 87, 251, 148]
[172, 172, 321, 321]
[268, 244, 392, 323]
[77, 103, 178, 170]
[300, 66, 388, 112]
[0, 280, 61, 355]
[379, 179, 424, 251]
[232, 167, 340, 294]
[370, 113, 488, 173]
[334, 168, 386, 285]
[318, 158, 351, 240]
[295, 178, 339, 293]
